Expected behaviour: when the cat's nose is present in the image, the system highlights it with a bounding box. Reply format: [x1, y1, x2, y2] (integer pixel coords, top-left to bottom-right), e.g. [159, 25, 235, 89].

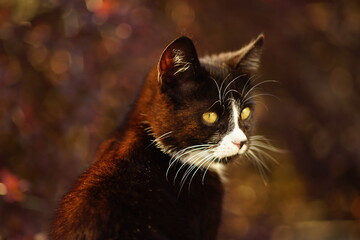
[231, 140, 246, 149]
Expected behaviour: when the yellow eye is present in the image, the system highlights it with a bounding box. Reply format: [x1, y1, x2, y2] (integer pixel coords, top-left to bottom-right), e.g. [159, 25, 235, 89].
[241, 107, 251, 120]
[202, 112, 218, 124]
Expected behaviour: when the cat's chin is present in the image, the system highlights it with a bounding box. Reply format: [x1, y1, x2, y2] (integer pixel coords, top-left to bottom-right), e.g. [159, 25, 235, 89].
[215, 153, 244, 165]
[215, 158, 233, 165]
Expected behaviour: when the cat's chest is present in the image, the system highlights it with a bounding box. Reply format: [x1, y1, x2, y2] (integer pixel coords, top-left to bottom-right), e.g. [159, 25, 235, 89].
[105, 150, 223, 239]
[118, 148, 224, 204]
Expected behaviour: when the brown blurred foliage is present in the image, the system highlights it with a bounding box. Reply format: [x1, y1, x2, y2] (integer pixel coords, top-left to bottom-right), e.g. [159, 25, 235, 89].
[0, 0, 359, 239]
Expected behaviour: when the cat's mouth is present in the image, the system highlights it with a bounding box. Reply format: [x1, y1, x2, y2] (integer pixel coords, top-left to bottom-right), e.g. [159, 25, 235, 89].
[211, 141, 249, 164]
[211, 139, 249, 160]
[237, 142, 248, 154]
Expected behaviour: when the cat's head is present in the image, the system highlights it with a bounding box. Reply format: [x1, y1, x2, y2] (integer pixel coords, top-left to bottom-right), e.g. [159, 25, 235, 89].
[147, 35, 264, 169]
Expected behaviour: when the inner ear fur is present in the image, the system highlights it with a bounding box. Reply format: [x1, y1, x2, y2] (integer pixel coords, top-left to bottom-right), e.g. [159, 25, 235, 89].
[158, 36, 200, 83]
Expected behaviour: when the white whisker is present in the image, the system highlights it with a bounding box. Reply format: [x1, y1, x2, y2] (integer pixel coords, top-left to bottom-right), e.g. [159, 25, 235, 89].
[186, 153, 214, 192]
[166, 145, 211, 182]
[249, 146, 279, 164]
[252, 100, 269, 111]
[207, 100, 221, 111]
[222, 74, 246, 101]
[223, 89, 242, 100]
[241, 75, 258, 97]
[242, 79, 277, 104]
[202, 157, 218, 184]
[242, 134, 286, 184]
[171, 146, 212, 184]
[246, 149, 269, 184]
[146, 131, 173, 149]
[250, 140, 285, 153]
[243, 93, 280, 106]
[210, 77, 222, 104]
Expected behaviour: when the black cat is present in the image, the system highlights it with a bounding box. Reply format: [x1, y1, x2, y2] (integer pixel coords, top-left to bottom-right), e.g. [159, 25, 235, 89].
[50, 34, 265, 240]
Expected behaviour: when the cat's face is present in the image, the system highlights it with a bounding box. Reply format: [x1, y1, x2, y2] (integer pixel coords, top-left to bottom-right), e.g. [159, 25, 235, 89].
[148, 35, 264, 169]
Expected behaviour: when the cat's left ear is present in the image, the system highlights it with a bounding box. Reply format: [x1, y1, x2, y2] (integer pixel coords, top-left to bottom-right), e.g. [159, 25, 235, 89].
[158, 36, 200, 84]
[228, 34, 264, 74]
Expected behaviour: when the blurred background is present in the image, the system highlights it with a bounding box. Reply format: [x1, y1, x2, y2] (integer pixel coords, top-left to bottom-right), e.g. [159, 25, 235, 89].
[0, 0, 359, 239]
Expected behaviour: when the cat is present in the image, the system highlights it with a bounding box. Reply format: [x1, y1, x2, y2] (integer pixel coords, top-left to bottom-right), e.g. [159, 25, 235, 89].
[50, 34, 265, 240]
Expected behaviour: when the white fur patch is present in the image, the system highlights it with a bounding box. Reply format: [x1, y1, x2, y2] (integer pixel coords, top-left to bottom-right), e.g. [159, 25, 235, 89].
[212, 100, 248, 159]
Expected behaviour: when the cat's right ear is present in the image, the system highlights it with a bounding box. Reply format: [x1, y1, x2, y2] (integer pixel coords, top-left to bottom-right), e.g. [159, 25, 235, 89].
[227, 34, 264, 74]
[157, 36, 200, 86]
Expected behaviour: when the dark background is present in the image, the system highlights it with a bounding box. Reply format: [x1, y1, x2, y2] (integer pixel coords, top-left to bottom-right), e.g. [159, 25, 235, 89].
[1, 0, 359, 239]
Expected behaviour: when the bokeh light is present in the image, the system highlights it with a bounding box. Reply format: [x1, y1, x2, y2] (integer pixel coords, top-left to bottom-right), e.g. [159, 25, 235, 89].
[0, 0, 359, 239]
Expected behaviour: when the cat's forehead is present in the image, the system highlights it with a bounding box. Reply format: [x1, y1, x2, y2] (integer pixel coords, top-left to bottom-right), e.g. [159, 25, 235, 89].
[200, 62, 248, 92]
[192, 79, 245, 110]
[200, 56, 246, 83]
[200, 56, 231, 79]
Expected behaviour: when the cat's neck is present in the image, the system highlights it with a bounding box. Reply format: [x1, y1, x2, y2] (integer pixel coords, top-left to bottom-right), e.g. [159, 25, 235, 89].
[96, 69, 159, 160]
